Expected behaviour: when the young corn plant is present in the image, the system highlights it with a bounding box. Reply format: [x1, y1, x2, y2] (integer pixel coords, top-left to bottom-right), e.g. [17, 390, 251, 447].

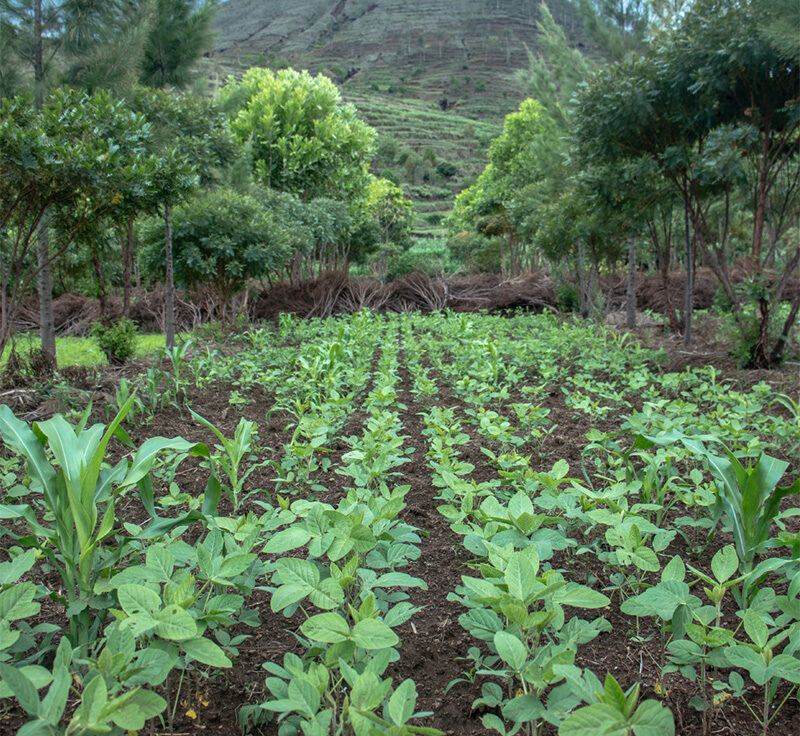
[190, 409, 267, 513]
[634, 432, 800, 573]
[0, 400, 208, 653]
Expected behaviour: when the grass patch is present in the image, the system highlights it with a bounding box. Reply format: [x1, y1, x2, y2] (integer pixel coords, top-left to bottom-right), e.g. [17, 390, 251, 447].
[1, 333, 175, 368]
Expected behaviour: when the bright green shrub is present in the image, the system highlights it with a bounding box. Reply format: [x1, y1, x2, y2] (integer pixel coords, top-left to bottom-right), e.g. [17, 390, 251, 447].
[91, 318, 138, 365]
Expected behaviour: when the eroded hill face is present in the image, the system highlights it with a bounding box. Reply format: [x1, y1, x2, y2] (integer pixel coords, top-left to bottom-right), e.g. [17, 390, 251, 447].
[211, 0, 582, 115]
[206, 0, 585, 233]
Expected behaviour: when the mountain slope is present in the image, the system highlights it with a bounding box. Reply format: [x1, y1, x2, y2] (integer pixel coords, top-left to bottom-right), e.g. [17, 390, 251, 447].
[203, 0, 586, 233]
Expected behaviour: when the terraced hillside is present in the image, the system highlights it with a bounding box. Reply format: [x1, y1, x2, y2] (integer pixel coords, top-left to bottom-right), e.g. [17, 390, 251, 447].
[203, 0, 586, 233]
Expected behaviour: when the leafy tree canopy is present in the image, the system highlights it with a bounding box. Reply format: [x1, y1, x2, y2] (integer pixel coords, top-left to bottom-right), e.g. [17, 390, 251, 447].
[139, 187, 289, 300]
[219, 67, 376, 201]
[0, 88, 154, 349]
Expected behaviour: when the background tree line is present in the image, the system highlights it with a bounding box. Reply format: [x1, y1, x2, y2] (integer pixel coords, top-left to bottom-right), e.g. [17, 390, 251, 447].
[448, 0, 799, 367]
[0, 1, 412, 364]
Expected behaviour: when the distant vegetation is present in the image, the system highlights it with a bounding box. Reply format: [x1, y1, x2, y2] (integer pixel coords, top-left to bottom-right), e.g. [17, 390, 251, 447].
[0, 0, 798, 372]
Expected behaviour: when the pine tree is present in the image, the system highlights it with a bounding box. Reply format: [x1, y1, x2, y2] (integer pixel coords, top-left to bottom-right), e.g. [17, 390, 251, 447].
[139, 0, 216, 88]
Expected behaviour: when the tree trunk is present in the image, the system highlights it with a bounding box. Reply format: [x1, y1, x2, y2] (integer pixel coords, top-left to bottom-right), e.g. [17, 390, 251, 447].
[34, 0, 56, 365]
[683, 197, 694, 347]
[122, 215, 134, 317]
[752, 297, 772, 369]
[770, 291, 800, 366]
[33, 0, 44, 108]
[652, 223, 680, 333]
[577, 242, 588, 318]
[588, 243, 602, 319]
[37, 223, 56, 362]
[290, 252, 302, 285]
[91, 244, 107, 318]
[626, 237, 637, 329]
[752, 125, 771, 262]
[164, 203, 175, 350]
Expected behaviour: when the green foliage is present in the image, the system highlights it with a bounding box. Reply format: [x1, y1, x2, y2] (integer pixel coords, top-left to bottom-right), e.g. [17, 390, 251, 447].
[220, 67, 376, 200]
[634, 432, 800, 571]
[91, 318, 138, 365]
[140, 187, 289, 300]
[359, 176, 414, 249]
[128, 85, 236, 189]
[0, 637, 167, 734]
[140, 0, 217, 89]
[4, 298, 800, 735]
[0, 0, 150, 98]
[559, 673, 675, 736]
[446, 230, 498, 273]
[0, 88, 155, 355]
[573, 0, 651, 60]
[719, 302, 796, 368]
[0, 399, 208, 650]
[518, 3, 593, 130]
[574, 0, 800, 362]
[450, 98, 562, 273]
[556, 282, 580, 313]
[378, 239, 453, 281]
[190, 409, 267, 513]
[435, 160, 458, 178]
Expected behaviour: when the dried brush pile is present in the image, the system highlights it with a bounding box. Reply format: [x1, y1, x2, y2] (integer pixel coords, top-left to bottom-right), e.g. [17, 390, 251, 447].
[253, 272, 558, 320]
[14, 292, 205, 337]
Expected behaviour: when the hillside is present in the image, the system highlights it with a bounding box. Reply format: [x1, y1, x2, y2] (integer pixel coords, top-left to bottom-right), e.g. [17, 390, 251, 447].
[202, 0, 587, 233]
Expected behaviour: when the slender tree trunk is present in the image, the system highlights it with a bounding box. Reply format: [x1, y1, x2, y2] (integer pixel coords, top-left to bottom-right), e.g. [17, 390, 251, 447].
[36, 224, 56, 361]
[164, 203, 175, 350]
[290, 252, 302, 285]
[752, 297, 771, 368]
[91, 245, 107, 318]
[752, 127, 771, 262]
[651, 221, 680, 333]
[33, 0, 44, 108]
[626, 237, 637, 329]
[34, 0, 56, 365]
[770, 291, 800, 366]
[683, 196, 694, 347]
[589, 244, 600, 319]
[577, 242, 588, 318]
[122, 215, 134, 317]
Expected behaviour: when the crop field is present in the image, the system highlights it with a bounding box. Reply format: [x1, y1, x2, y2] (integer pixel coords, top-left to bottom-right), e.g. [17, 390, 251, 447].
[0, 312, 799, 735]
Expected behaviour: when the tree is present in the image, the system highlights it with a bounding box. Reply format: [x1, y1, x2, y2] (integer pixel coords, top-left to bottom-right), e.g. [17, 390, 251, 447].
[0, 89, 153, 357]
[127, 85, 235, 316]
[140, 188, 289, 315]
[572, 0, 650, 59]
[139, 0, 216, 88]
[127, 86, 236, 346]
[219, 67, 377, 282]
[574, 0, 800, 364]
[0, 0, 152, 363]
[518, 3, 592, 131]
[61, 1, 153, 92]
[450, 98, 560, 275]
[360, 177, 414, 249]
[220, 68, 376, 202]
[753, 0, 800, 61]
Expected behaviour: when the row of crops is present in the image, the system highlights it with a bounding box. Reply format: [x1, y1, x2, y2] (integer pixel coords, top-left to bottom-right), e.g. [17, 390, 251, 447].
[0, 311, 798, 735]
